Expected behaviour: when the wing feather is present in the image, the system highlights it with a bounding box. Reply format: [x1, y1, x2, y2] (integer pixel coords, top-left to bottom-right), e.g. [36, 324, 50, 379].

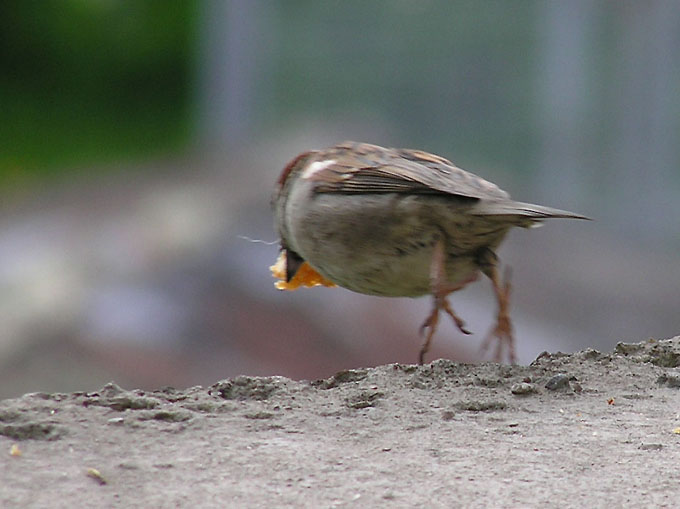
[304, 142, 509, 201]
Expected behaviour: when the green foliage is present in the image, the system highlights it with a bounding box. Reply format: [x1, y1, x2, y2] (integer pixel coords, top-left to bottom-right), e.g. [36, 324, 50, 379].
[0, 0, 196, 182]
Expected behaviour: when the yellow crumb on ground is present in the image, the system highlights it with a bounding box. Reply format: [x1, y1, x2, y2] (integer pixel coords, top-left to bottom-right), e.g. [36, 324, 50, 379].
[270, 251, 336, 290]
[86, 468, 107, 485]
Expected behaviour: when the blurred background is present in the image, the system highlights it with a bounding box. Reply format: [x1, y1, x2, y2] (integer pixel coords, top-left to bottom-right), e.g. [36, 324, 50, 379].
[1, 0, 679, 399]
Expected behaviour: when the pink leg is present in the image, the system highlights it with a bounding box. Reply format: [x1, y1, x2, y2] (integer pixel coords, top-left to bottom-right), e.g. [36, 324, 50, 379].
[418, 239, 477, 364]
[479, 264, 516, 364]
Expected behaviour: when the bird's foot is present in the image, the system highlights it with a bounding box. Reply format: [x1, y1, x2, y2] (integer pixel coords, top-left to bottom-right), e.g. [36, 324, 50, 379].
[418, 294, 472, 364]
[480, 266, 516, 364]
[418, 238, 476, 365]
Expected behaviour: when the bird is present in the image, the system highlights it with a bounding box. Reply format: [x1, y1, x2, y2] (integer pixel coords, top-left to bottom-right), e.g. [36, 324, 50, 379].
[271, 141, 588, 364]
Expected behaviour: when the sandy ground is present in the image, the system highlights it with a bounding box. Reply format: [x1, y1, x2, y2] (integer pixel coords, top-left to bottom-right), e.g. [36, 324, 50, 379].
[2, 337, 680, 508]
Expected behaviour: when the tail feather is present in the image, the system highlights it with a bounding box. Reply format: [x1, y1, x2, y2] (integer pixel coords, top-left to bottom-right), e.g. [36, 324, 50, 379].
[472, 200, 591, 220]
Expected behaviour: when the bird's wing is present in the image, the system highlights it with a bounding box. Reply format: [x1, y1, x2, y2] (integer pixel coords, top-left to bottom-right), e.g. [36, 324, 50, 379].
[303, 142, 510, 201]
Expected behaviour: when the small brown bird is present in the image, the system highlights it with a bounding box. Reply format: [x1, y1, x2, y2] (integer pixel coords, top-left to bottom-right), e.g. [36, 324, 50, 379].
[272, 142, 588, 364]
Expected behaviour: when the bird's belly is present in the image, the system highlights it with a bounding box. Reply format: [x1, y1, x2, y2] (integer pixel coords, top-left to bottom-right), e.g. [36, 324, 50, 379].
[289, 194, 485, 297]
[314, 247, 433, 297]
[314, 249, 479, 297]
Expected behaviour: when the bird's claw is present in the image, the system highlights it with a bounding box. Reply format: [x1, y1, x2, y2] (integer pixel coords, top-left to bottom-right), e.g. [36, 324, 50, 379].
[479, 266, 516, 363]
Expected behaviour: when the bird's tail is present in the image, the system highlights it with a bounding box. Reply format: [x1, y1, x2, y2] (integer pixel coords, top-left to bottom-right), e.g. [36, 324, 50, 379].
[472, 200, 591, 220]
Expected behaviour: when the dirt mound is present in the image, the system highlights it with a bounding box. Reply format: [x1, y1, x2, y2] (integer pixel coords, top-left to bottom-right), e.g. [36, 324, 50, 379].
[2, 337, 679, 507]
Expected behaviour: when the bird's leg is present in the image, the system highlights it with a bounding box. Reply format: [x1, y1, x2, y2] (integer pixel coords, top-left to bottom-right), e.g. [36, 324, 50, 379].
[478, 249, 516, 364]
[418, 238, 474, 365]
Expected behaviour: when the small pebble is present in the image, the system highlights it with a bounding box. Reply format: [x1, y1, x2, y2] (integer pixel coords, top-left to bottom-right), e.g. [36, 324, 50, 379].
[545, 374, 570, 391]
[511, 382, 536, 395]
[441, 410, 455, 421]
[657, 374, 680, 388]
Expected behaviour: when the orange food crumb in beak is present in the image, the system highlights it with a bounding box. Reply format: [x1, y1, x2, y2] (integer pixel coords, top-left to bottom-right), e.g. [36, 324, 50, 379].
[270, 251, 337, 290]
